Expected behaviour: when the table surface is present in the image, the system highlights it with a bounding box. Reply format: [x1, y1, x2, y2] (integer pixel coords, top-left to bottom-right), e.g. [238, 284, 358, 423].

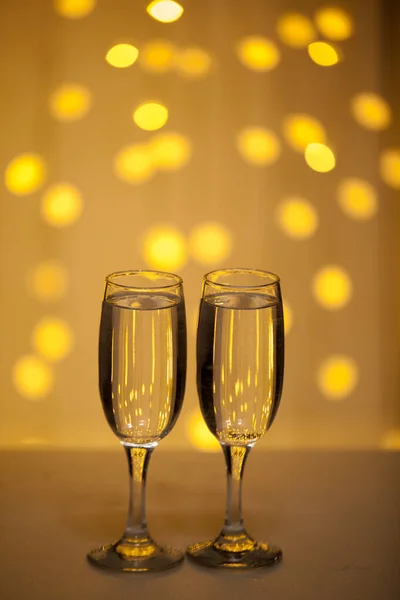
[0, 450, 399, 600]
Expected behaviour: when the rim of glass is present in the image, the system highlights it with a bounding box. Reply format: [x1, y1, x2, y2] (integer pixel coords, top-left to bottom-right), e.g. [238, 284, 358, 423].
[105, 269, 183, 291]
[204, 268, 280, 289]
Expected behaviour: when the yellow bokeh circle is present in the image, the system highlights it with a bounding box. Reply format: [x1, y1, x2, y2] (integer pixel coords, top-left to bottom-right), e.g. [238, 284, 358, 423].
[139, 40, 177, 73]
[313, 265, 352, 310]
[317, 355, 358, 399]
[149, 132, 192, 171]
[54, 0, 96, 19]
[50, 84, 92, 122]
[32, 318, 74, 363]
[351, 93, 391, 131]
[337, 178, 378, 220]
[4, 153, 47, 196]
[41, 183, 83, 227]
[276, 13, 316, 48]
[142, 225, 188, 271]
[12, 355, 54, 400]
[177, 47, 213, 78]
[305, 143, 336, 173]
[314, 7, 354, 40]
[146, 0, 183, 23]
[28, 261, 69, 302]
[114, 144, 154, 185]
[380, 149, 400, 189]
[236, 36, 281, 72]
[380, 429, 400, 450]
[189, 222, 233, 266]
[283, 114, 326, 153]
[308, 41, 339, 67]
[275, 197, 318, 240]
[186, 411, 219, 452]
[237, 127, 281, 166]
[283, 300, 293, 334]
[133, 102, 168, 132]
[106, 44, 139, 68]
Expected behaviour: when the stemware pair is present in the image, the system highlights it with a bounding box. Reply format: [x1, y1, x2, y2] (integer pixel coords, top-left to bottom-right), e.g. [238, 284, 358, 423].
[88, 268, 284, 572]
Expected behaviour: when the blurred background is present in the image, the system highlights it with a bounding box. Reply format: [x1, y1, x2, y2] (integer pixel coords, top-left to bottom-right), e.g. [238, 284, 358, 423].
[1, 0, 399, 451]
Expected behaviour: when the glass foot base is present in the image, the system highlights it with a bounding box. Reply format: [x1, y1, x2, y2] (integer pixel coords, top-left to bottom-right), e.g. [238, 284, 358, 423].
[186, 532, 282, 569]
[87, 536, 184, 572]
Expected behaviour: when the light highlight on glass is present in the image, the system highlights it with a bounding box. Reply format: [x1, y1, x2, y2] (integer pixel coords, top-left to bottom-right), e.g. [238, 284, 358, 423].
[106, 44, 139, 68]
[49, 84, 92, 122]
[380, 149, 400, 189]
[12, 355, 54, 400]
[351, 93, 391, 131]
[236, 36, 281, 72]
[276, 13, 316, 48]
[338, 179, 378, 220]
[308, 41, 339, 66]
[41, 183, 83, 227]
[27, 261, 69, 302]
[32, 318, 74, 363]
[54, 0, 96, 19]
[283, 300, 293, 335]
[4, 153, 47, 196]
[317, 355, 358, 399]
[237, 127, 281, 166]
[177, 47, 213, 78]
[314, 6, 354, 40]
[313, 266, 352, 310]
[187, 411, 219, 452]
[305, 143, 335, 173]
[146, 0, 183, 23]
[142, 225, 188, 271]
[133, 102, 168, 132]
[139, 40, 177, 73]
[189, 222, 233, 266]
[114, 144, 154, 185]
[149, 132, 192, 171]
[276, 197, 318, 239]
[283, 114, 326, 153]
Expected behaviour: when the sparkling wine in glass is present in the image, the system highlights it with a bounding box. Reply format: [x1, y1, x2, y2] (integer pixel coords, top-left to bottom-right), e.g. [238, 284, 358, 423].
[187, 268, 284, 569]
[88, 270, 187, 572]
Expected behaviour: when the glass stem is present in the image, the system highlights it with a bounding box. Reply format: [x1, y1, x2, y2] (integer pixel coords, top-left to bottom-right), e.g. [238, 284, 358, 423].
[123, 445, 154, 541]
[221, 444, 251, 536]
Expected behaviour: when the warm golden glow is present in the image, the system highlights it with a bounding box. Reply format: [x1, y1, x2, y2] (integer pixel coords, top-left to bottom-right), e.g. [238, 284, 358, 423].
[187, 411, 219, 452]
[4, 153, 47, 196]
[380, 148, 400, 189]
[276, 13, 316, 48]
[189, 222, 233, 266]
[338, 178, 378, 220]
[237, 127, 281, 166]
[41, 183, 83, 227]
[308, 41, 339, 66]
[106, 44, 139, 68]
[236, 36, 281, 72]
[317, 355, 358, 399]
[139, 40, 177, 73]
[283, 114, 326, 153]
[380, 429, 400, 450]
[313, 266, 352, 310]
[49, 84, 92, 122]
[146, 0, 183, 23]
[54, 0, 96, 19]
[177, 47, 213, 78]
[28, 261, 69, 302]
[142, 225, 188, 271]
[114, 144, 154, 184]
[133, 102, 168, 132]
[149, 132, 192, 171]
[305, 143, 336, 173]
[314, 7, 354, 40]
[13, 355, 54, 400]
[276, 197, 318, 239]
[351, 93, 391, 131]
[283, 300, 293, 334]
[32, 318, 74, 363]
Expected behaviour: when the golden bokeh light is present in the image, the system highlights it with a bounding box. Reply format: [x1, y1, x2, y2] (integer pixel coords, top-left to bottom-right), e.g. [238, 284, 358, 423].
[350, 93, 391, 131]
[283, 300, 293, 335]
[133, 102, 168, 132]
[49, 84, 92, 122]
[186, 411, 219, 452]
[236, 36, 281, 72]
[12, 355, 54, 400]
[314, 7, 354, 41]
[4, 153, 47, 196]
[146, 0, 183, 23]
[308, 41, 339, 67]
[32, 318, 74, 363]
[139, 40, 177, 73]
[313, 265, 352, 310]
[283, 114, 326, 153]
[380, 429, 400, 450]
[380, 149, 400, 189]
[106, 44, 139, 68]
[54, 0, 96, 19]
[317, 355, 358, 400]
[276, 13, 316, 48]
[237, 127, 281, 166]
[305, 143, 336, 173]
[189, 222, 233, 266]
[149, 132, 192, 171]
[276, 197, 318, 240]
[114, 144, 154, 185]
[338, 178, 378, 220]
[177, 47, 213, 78]
[28, 261, 69, 303]
[41, 183, 83, 227]
[142, 225, 188, 271]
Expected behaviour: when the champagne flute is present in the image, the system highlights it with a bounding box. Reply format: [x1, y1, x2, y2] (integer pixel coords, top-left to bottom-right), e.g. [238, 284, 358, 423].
[88, 270, 187, 572]
[187, 268, 284, 569]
